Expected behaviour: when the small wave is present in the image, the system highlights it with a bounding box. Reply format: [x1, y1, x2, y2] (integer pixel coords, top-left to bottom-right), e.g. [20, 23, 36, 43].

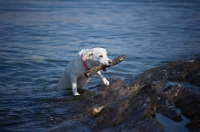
[30, 55, 46, 62]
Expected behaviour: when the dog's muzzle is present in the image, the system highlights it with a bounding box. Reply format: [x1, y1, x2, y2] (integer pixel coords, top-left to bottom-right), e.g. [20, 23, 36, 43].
[103, 60, 112, 71]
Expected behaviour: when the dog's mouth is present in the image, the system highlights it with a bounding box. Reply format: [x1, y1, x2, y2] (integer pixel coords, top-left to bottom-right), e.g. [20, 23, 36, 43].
[103, 66, 110, 71]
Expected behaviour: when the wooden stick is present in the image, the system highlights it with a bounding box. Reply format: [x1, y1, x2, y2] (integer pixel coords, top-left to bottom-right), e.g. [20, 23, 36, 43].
[84, 54, 126, 78]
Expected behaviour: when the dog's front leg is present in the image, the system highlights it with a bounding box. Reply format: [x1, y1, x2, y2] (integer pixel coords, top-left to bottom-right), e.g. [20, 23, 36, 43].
[70, 74, 80, 95]
[96, 71, 109, 86]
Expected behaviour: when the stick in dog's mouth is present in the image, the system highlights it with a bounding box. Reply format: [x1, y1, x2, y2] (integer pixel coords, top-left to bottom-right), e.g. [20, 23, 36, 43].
[85, 55, 125, 78]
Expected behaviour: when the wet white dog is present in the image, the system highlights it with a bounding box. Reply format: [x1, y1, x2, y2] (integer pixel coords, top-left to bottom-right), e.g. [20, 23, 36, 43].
[57, 48, 112, 95]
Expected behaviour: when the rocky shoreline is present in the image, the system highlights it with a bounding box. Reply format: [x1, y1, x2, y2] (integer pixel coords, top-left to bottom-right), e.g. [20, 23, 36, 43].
[49, 57, 200, 132]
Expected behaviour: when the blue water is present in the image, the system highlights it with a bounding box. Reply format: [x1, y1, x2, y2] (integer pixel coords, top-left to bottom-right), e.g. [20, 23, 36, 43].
[0, 0, 200, 131]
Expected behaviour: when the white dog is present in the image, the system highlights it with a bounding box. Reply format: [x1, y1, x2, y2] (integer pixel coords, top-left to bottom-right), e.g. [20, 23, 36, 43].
[57, 48, 112, 95]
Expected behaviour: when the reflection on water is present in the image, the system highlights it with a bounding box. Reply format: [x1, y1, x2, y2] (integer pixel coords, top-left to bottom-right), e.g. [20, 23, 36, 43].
[0, 0, 200, 131]
[156, 110, 190, 132]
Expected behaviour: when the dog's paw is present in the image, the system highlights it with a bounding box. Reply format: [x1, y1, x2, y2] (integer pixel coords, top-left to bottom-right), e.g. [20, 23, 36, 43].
[73, 92, 80, 96]
[102, 78, 109, 86]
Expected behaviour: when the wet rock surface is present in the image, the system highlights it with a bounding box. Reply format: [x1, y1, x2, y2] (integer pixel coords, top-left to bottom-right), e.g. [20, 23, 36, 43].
[49, 57, 200, 132]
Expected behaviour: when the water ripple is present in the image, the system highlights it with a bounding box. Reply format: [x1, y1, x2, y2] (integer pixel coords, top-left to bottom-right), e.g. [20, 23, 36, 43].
[0, 0, 200, 131]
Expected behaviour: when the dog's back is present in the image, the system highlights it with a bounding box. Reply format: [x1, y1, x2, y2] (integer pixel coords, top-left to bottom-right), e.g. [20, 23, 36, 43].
[57, 55, 79, 89]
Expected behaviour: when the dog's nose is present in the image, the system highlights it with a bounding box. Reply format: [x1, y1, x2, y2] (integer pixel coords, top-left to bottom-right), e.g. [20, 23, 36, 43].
[108, 60, 112, 65]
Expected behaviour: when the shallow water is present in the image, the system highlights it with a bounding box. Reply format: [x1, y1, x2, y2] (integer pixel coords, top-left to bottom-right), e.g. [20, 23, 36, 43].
[156, 109, 190, 132]
[0, 0, 200, 131]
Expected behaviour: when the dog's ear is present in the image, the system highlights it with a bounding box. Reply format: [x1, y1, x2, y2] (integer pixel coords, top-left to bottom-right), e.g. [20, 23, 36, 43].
[82, 52, 93, 61]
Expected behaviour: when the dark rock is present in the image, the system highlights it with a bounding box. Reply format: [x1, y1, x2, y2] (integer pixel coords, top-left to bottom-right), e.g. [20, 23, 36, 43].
[165, 84, 200, 131]
[185, 58, 200, 87]
[92, 95, 156, 131]
[134, 57, 200, 87]
[50, 57, 200, 132]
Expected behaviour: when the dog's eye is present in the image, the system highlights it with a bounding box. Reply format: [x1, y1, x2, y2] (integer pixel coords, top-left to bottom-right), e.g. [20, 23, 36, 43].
[99, 55, 103, 58]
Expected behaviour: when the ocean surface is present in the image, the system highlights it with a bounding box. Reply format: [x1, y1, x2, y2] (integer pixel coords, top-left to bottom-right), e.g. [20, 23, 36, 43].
[0, 0, 200, 131]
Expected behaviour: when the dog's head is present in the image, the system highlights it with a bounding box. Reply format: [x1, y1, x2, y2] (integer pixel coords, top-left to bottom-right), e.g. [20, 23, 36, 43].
[82, 48, 112, 71]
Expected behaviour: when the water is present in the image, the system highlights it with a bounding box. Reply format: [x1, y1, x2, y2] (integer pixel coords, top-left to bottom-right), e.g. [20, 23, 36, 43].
[156, 109, 190, 132]
[0, 0, 200, 131]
